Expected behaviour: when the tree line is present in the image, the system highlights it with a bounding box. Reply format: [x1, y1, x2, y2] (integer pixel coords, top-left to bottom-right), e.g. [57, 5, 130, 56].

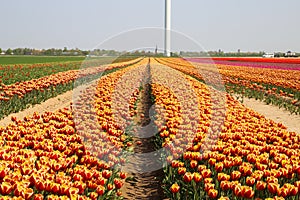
[1, 47, 299, 57]
[0, 47, 89, 56]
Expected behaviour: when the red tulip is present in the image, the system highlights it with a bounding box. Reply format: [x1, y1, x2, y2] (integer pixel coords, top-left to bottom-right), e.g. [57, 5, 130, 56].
[114, 178, 123, 189]
[183, 172, 193, 183]
[242, 186, 254, 198]
[0, 167, 10, 179]
[102, 170, 112, 179]
[208, 158, 216, 166]
[256, 181, 266, 190]
[268, 183, 279, 194]
[0, 182, 13, 195]
[246, 177, 256, 186]
[119, 172, 126, 179]
[96, 185, 105, 196]
[220, 181, 231, 191]
[289, 185, 298, 196]
[277, 187, 289, 198]
[233, 184, 242, 197]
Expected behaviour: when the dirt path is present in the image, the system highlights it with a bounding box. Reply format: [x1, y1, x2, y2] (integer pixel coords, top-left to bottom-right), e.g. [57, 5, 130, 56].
[242, 98, 300, 133]
[121, 63, 166, 200]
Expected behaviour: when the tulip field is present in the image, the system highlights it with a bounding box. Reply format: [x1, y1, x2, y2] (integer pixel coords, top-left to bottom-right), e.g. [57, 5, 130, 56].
[0, 58, 142, 119]
[0, 56, 299, 199]
[165, 58, 300, 114]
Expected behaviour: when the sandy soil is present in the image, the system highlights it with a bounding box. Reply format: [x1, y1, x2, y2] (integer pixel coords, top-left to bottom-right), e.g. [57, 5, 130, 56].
[242, 98, 300, 133]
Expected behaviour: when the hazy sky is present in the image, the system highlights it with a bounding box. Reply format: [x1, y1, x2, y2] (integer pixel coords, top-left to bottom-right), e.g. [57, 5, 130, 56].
[1, 0, 300, 52]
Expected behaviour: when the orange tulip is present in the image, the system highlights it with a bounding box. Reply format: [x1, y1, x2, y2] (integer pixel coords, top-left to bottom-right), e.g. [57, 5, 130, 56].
[242, 186, 254, 199]
[177, 167, 186, 175]
[207, 189, 218, 198]
[208, 158, 216, 166]
[268, 183, 279, 195]
[277, 187, 289, 198]
[217, 173, 230, 182]
[22, 188, 34, 200]
[204, 178, 213, 184]
[218, 197, 230, 200]
[231, 171, 241, 181]
[170, 183, 180, 193]
[107, 183, 113, 191]
[89, 192, 98, 200]
[220, 181, 231, 191]
[33, 194, 44, 200]
[204, 183, 215, 192]
[190, 160, 198, 168]
[67, 187, 79, 197]
[215, 162, 224, 172]
[201, 169, 212, 178]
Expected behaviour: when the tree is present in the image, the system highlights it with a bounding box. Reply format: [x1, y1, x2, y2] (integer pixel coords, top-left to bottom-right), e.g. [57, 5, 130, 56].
[82, 50, 90, 56]
[0, 48, 2, 54]
[13, 48, 23, 55]
[5, 48, 12, 55]
[24, 48, 32, 55]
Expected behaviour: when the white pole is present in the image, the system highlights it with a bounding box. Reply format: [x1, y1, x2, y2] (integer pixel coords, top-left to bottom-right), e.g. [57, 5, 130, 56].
[165, 0, 171, 57]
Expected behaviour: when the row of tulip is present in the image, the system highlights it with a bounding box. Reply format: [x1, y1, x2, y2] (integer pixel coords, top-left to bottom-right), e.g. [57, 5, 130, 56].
[72, 58, 150, 157]
[156, 58, 300, 114]
[0, 62, 82, 86]
[0, 57, 125, 86]
[0, 58, 150, 199]
[210, 57, 300, 64]
[158, 57, 300, 94]
[0, 58, 143, 119]
[188, 58, 300, 71]
[1, 57, 299, 199]
[148, 59, 300, 199]
[0, 109, 126, 199]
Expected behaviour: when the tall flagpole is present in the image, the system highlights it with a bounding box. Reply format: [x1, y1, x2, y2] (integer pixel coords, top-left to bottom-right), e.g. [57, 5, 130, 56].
[165, 0, 171, 57]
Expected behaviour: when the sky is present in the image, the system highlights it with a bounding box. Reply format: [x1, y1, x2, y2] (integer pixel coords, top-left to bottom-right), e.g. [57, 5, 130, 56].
[1, 0, 300, 52]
